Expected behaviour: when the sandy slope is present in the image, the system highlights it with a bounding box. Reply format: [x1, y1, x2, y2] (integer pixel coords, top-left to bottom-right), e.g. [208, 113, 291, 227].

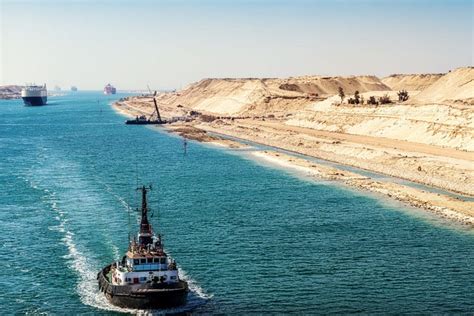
[381, 73, 443, 91]
[289, 100, 473, 151]
[413, 67, 474, 104]
[257, 120, 471, 161]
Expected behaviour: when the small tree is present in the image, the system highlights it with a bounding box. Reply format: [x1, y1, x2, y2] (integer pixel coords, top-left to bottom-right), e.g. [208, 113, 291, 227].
[338, 87, 345, 104]
[397, 90, 409, 102]
[354, 90, 360, 104]
[360, 95, 365, 105]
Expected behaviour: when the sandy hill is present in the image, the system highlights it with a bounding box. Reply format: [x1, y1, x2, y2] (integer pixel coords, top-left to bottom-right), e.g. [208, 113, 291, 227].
[157, 76, 390, 116]
[382, 73, 443, 91]
[413, 67, 474, 105]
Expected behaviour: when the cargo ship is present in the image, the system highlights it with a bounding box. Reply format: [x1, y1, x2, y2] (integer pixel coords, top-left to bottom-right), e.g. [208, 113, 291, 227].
[97, 186, 188, 309]
[71, 86, 78, 92]
[104, 83, 117, 95]
[21, 84, 47, 106]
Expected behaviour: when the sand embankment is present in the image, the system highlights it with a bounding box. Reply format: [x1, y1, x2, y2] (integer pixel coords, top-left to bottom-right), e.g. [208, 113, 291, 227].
[114, 67, 474, 226]
[381, 73, 443, 91]
[198, 119, 473, 197]
[413, 67, 474, 105]
[288, 101, 473, 151]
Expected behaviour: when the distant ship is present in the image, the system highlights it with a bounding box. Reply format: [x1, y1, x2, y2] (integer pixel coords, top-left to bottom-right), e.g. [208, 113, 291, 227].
[71, 86, 78, 92]
[21, 84, 47, 106]
[97, 186, 188, 308]
[104, 83, 117, 95]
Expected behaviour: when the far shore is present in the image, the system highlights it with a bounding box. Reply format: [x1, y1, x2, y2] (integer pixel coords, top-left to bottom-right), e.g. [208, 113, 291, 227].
[112, 100, 474, 228]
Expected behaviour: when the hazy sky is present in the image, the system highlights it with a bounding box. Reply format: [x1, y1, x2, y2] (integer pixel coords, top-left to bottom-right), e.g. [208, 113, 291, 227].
[1, 0, 472, 90]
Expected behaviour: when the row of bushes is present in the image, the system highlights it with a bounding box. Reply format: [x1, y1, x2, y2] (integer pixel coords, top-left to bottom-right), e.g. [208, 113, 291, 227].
[338, 87, 409, 106]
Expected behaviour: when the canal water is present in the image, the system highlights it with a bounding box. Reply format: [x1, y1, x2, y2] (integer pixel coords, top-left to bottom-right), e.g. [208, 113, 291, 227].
[0, 92, 472, 314]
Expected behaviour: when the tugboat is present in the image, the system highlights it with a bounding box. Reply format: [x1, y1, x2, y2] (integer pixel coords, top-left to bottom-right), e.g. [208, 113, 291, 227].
[126, 91, 167, 125]
[97, 186, 188, 309]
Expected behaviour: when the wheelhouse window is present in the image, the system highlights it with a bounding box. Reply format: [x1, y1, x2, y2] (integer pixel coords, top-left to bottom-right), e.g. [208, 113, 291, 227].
[140, 258, 146, 264]
[147, 258, 153, 263]
[133, 259, 139, 265]
[153, 258, 160, 263]
[160, 258, 166, 264]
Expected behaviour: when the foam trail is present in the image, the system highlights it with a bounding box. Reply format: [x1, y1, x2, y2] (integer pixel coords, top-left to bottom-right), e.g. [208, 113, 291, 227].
[94, 177, 133, 212]
[178, 267, 213, 300]
[29, 181, 135, 314]
[50, 201, 136, 314]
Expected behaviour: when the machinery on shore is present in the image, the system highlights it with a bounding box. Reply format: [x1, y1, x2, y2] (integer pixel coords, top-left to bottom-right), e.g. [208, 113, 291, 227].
[125, 90, 167, 125]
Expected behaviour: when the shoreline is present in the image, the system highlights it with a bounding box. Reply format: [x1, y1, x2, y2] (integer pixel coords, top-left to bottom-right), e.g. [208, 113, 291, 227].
[251, 150, 474, 227]
[198, 121, 473, 197]
[112, 100, 474, 228]
[204, 128, 474, 201]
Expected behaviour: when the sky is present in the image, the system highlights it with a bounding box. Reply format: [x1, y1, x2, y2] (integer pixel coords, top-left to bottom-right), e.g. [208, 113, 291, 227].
[1, 0, 472, 90]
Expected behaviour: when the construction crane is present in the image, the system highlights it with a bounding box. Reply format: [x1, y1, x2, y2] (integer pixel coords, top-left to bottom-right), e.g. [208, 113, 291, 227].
[152, 90, 163, 123]
[125, 87, 165, 125]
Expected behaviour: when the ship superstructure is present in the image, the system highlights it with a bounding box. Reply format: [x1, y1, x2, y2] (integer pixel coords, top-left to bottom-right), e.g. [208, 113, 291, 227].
[104, 83, 117, 95]
[21, 84, 47, 106]
[98, 186, 188, 309]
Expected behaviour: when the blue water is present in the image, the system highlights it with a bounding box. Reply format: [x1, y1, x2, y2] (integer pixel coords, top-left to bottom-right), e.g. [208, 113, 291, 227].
[0, 92, 473, 314]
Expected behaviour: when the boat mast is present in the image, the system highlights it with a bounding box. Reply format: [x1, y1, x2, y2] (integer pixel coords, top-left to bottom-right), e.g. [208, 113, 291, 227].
[138, 185, 151, 235]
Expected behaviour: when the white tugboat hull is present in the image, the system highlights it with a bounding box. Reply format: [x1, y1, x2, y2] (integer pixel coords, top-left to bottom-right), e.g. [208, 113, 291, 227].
[98, 264, 188, 309]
